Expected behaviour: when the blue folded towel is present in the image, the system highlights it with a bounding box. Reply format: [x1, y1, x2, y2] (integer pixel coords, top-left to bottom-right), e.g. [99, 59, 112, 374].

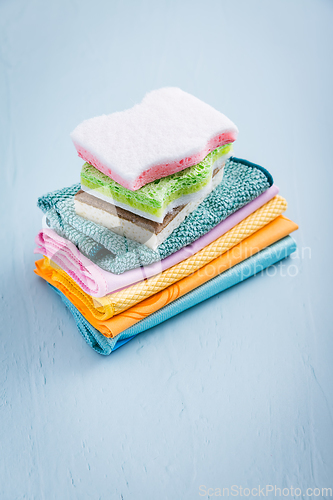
[48, 236, 296, 355]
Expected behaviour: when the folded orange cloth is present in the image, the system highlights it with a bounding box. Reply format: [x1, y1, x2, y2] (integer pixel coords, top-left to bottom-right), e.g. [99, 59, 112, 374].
[36, 195, 288, 321]
[35, 215, 298, 338]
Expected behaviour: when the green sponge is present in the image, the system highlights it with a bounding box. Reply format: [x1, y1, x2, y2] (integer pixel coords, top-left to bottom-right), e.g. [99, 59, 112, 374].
[80, 143, 232, 222]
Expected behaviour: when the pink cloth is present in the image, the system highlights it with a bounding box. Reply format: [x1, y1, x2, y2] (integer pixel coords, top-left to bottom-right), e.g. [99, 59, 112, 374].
[73, 131, 237, 190]
[35, 185, 279, 297]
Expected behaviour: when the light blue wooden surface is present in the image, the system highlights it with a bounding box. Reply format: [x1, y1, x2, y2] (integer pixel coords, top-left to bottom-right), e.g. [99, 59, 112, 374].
[1, 1, 332, 498]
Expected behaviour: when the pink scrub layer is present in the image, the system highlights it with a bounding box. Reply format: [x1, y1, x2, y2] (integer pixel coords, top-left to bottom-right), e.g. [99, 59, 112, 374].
[73, 131, 237, 191]
[35, 185, 278, 298]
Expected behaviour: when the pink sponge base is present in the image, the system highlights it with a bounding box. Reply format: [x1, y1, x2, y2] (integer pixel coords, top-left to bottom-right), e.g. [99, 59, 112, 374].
[73, 131, 237, 191]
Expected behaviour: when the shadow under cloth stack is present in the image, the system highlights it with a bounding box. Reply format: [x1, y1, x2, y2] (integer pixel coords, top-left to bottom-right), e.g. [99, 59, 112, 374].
[34, 88, 298, 355]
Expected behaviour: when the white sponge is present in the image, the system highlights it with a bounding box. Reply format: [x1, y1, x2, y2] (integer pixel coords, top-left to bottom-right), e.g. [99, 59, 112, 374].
[71, 87, 238, 191]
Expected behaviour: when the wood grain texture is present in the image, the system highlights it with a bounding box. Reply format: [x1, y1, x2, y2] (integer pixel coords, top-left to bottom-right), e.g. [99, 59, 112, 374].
[0, 0, 332, 498]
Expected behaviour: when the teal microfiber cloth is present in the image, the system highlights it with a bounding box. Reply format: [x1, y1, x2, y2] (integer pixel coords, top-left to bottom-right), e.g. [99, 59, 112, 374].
[48, 235, 295, 356]
[38, 158, 273, 275]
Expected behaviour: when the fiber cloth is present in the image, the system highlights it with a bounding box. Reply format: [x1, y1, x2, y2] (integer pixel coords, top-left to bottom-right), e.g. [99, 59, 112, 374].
[48, 236, 297, 355]
[79, 143, 230, 222]
[35, 210, 297, 339]
[35, 185, 279, 297]
[35, 196, 287, 320]
[37, 157, 273, 274]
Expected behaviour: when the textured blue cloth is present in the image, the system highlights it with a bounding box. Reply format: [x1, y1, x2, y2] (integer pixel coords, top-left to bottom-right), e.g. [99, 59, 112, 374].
[48, 236, 296, 355]
[39, 157, 273, 274]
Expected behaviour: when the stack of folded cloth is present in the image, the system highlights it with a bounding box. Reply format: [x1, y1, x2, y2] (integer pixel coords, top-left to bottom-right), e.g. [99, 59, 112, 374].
[34, 88, 298, 355]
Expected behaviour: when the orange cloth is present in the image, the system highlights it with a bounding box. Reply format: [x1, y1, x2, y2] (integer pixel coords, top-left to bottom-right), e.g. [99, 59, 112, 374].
[35, 215, 298, 338]
[36, 195, 288, 323]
